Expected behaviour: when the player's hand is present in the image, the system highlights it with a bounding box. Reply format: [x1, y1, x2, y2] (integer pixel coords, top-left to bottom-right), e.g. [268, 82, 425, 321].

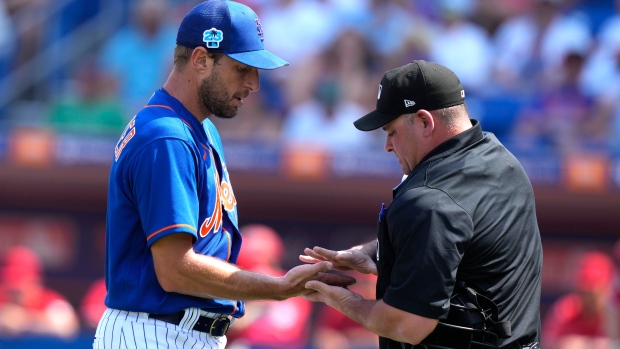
[281, 261, 356, 298]
[300, 246, 378, 276]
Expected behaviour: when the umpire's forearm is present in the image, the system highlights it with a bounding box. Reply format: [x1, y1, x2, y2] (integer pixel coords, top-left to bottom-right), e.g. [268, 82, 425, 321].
[338, 298, 438, 345]
[353, 240, 377, 260]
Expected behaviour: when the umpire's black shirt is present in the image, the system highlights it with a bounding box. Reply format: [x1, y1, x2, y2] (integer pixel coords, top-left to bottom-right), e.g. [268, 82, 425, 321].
[375, 120, 542, 349]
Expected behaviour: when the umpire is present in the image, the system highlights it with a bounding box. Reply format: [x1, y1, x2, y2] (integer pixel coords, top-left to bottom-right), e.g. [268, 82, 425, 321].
[301, 60, 542, 349]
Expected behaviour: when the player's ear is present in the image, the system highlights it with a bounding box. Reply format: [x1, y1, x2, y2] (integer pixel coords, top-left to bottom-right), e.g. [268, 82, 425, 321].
[190, 47, 214, 74]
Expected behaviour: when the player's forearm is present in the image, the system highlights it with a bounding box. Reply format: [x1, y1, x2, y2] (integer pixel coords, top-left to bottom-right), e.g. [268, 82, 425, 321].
[152, 233, 295, 301]
[158, 252, 288, 301]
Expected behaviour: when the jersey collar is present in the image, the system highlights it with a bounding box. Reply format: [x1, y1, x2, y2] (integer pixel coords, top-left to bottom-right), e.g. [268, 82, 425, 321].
[151, 88, 206, 136]
[417, 119, 483, 167]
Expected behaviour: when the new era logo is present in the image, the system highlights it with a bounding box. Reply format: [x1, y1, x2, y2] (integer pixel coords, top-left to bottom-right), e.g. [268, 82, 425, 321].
[404, 99, 416, 108]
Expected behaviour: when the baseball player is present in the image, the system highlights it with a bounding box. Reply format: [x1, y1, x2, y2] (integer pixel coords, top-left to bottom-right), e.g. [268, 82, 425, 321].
[300, 61, 542, 349]
[94, 1, 354, 348]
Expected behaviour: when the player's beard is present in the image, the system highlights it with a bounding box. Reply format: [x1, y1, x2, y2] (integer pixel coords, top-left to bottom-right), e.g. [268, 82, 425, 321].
[198, 68, 238, 119]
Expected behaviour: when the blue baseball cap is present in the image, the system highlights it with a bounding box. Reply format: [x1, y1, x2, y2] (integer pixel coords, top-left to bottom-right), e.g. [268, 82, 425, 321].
[176, 0, 288, 70]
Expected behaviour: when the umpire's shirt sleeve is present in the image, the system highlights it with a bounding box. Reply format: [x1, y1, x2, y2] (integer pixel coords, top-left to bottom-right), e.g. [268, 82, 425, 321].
[383, 186, 473, 320]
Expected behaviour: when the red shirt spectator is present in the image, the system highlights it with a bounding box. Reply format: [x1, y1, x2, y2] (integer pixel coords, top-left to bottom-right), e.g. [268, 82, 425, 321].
[80, 277, 107, 330]
[227, 224, 313, 349]
[0, 246, 80, 338]
[542, 251, 615, 349]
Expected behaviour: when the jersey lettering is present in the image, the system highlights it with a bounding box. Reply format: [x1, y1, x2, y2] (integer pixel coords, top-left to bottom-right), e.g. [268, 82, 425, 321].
[200, 164, 223, 237]
[198, 146, 237, 237]
[115, 117, 136, 161]
[220, 180, 237, 211]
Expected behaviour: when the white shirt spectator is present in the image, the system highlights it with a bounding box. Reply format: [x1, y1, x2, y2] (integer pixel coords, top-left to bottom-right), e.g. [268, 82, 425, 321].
[258, 0, 340, 65]
[428, 16, 494, 93]
[493, 3, 592, 88]
[580, 13, 620, 98]
[280, 97, 372, 151]
[580, 10, 620, 151]
[0, 1, 15, 73]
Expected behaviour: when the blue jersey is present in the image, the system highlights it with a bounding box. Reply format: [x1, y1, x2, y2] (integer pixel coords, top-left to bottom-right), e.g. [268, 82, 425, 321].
[104, 88, 244, 317]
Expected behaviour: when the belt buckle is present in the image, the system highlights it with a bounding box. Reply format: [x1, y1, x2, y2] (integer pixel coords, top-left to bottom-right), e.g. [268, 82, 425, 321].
[209, 317, 231, 337]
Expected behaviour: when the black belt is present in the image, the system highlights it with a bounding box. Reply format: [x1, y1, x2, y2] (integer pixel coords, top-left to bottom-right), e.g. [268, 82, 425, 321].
[148, 311, 231, 337]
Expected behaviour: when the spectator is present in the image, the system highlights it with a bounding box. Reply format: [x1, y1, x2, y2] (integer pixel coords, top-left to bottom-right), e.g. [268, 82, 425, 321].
[279, 77, 372, 152]
[46, 56, 127, 136]
[0, 0, 16, 78]
[324, 28, 379, 110]
[0, 246, 80, 339]
[258, 0, 342, 111]
[280, 30, 379, 151]
[509, 50, 602, 152]
[427, 0, 494, 95]
[80, 277, 106, 331]
[355, 0, 433, 71]
[210, 88, 284, 143]
[471, 0, 536, 36]
[4, 0, 51, 100]
[492, 0, 592, 96]
[227, 224, 313, 349]
[580, 0, 620, 153]
[606, 240, 620, 348]
[99, 0, 176, 115]
[257, 0, 339, 66]
[542, 251, 615, 349]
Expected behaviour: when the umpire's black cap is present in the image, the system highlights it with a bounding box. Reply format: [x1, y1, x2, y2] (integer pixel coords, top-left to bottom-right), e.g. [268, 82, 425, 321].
[354, 60, 465, 131]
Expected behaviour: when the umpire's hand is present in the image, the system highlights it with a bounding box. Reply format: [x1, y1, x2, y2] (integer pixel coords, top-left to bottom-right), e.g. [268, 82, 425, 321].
[303, 279, 365, 307]
[300, 246, 378, 276]
[280, 261, 356, 299]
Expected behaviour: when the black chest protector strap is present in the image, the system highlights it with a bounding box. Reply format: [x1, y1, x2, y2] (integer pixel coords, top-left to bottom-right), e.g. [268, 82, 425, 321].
[414, 281, 512, 349]
[459, 282, 511, 338]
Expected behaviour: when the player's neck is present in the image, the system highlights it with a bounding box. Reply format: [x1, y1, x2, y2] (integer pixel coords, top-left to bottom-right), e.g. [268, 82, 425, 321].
[163, 69, 211, 123]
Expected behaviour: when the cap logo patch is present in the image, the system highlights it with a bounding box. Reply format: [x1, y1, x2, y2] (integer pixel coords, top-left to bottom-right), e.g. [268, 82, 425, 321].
[461, 90, 465, 98]
[377, 85, 382, 99]
[255, 19, 264, 42]
[203, 28, 223, 48]
[404, 99, 416, 108]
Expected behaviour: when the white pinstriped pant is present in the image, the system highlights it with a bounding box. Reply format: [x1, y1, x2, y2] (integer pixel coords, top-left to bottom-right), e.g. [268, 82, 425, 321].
[93, 308, 227, 349]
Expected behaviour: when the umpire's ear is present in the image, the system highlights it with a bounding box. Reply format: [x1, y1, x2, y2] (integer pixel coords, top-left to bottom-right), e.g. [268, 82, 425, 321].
[417, 109, 435, 137]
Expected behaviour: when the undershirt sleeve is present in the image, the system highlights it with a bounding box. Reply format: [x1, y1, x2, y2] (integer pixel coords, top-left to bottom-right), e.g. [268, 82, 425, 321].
[382, 186, 474, 319]
[129, 138, 199, 245]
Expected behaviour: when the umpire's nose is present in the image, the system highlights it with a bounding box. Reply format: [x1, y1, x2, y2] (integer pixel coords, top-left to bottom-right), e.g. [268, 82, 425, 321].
[384, 135, 393, 153]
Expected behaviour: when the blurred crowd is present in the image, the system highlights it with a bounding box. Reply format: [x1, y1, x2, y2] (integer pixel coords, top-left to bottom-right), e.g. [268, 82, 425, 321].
[1, 0, 619, 347]
[2, 231, 620, 349]
[0, 225, 380, 349]
[0, 0, 619, 156]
